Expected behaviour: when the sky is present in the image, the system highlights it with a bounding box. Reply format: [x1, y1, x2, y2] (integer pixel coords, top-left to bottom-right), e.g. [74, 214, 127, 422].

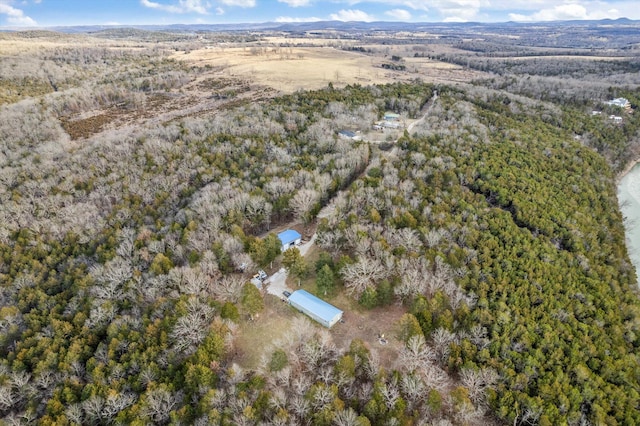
[0, 0, 639, 28]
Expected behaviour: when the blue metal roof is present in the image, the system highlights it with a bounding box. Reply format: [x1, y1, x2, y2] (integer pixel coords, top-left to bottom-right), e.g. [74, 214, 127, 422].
[278, 229, 301, 246]
[339, 130, 356, 138]
[288, 290, 342, 325]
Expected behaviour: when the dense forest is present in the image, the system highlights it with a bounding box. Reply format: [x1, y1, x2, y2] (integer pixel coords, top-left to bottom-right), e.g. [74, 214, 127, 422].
[317, 85, 640, 424]
[1, 29, 640, 425]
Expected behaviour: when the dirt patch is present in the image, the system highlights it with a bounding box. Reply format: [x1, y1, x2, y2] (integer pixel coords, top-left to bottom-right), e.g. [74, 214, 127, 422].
[59, 93, 185, 140]
[329, 295, 407, 369]
[60, 111, 118, 140]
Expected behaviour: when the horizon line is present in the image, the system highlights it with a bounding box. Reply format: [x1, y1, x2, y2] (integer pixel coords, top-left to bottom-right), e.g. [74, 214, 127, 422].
[1, 16, 638, 32]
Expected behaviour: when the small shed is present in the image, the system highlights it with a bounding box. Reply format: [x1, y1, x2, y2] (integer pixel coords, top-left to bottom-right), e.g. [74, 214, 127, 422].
[288, 290, 343, 328]
[278, 229, 302, 252]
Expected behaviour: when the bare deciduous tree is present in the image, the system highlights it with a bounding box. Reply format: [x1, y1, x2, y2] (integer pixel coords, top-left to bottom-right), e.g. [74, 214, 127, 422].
[394, 257, 431, 303]
[143, 387, 182, 424]
[399, 335, 435, 373]
[460, 367, 498, 406]
[0, 385, 15, 412]
[171, 297, 215, 353]
[431, 327, 457, 365]
[211, 275, 245, 303]
[290, 188, 320, 223]
[333, 407, 359, 426]
[340, 256, 386, 297]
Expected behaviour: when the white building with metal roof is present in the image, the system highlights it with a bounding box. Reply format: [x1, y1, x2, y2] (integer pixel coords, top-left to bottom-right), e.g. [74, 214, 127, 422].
[287, 290, 343, 328]
[278, 229, 302, 252]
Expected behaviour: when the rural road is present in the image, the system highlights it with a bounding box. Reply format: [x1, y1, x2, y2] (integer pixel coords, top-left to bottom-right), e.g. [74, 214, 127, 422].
[406, 91, 438, 134]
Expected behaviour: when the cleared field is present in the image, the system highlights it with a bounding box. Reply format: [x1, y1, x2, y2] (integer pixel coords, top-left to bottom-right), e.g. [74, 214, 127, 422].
[174, 44, 476, 93]
[261, 36, 360, 46]
[175, 46, 397, 92]
[0, 33, 112, 54]
[499, 55, 630, 61]
[233, 289, 407, 372]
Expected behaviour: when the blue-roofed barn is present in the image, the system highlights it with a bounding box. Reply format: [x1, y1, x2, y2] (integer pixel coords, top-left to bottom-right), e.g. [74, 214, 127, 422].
[278, 229, 302, 252]
[287, 290, 343, 328]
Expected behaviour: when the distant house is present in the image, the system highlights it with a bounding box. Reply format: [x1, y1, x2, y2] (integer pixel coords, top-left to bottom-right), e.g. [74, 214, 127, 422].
[609, 115, 623, 123]
[338, 130, 361, 141]
[380, 120, 401, 129]
[605, 98, 631, 109]
[278, 229, 302, 252]
[288, 289, 343, 328]
[384, 112, 400, 121]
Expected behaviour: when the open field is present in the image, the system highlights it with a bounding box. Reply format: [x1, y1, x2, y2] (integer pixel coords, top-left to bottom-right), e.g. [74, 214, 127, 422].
[173, 44, 478, 93]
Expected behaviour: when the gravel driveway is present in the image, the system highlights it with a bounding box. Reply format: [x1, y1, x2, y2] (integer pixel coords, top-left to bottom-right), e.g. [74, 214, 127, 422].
[264, 235, 316, 298]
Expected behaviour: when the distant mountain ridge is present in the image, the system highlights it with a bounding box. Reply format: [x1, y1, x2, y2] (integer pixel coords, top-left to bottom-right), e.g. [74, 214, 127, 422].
[39, 17, 639, 34]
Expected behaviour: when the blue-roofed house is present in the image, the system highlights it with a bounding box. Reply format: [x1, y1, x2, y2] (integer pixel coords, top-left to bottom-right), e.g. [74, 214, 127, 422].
[278, 229, 302, 252]
[288, 290, 343, 328]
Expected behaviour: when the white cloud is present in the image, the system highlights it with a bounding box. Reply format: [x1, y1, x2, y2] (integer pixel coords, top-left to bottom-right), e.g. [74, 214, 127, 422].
[278, 0, 312, 7]
[329, 9, 375, 22]
[275, 16, 322, 22]
[215, 6, 224, 14]
[0, 1, 37, 26]
[443, 15, 468, 22]
[140, 0, 213, 14]
[141, 0, 187, 13]
[509, 3, 621, 22]
[441, 7, 480, 21]
[219, 0, 255, 6]
[507, 13, 528, 21]
[364, 1, 429, 12]
[385, 8, 412, 20]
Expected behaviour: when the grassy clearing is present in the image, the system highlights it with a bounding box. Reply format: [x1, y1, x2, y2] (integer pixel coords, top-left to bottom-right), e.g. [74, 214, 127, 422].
[238, 235, 408, 371]
[234, 295, 295, 370]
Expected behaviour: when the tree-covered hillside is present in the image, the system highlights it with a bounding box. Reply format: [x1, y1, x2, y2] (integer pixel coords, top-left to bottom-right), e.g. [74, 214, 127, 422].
[317, 86, 640, 424]
[0, 34, 639, 424]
